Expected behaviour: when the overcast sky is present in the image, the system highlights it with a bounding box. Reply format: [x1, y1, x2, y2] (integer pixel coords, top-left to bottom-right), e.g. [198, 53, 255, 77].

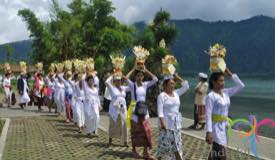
[1, 0, 275, 44]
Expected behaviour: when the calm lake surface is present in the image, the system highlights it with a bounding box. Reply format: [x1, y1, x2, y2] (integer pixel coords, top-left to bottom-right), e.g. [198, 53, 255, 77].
[180, 75, 275, 138]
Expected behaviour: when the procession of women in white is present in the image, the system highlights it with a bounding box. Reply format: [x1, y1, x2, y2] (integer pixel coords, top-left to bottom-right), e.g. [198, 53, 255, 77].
[0, 42, 245, 160]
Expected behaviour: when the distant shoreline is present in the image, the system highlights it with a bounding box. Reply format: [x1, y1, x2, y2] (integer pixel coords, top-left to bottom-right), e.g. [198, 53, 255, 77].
[181, 72, 275, 79]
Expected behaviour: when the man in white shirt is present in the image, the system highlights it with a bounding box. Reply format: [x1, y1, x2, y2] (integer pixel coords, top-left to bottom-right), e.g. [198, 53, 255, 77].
[103, 73, 111, 112]
[2, 71, 12, 107]
[189, 72, 208, 130]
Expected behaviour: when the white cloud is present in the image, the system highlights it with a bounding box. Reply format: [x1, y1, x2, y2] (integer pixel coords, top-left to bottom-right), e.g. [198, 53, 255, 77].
[1, 0, 275, 44]
[112, 0, 275, 23]
[0, 0, 52, 44]
[123, 6, 139, 24]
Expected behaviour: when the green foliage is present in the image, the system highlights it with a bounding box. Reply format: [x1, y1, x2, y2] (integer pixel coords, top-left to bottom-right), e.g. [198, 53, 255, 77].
[9, 15, 275, 74]
[18, 9, 54, 63]
[153, 9, 170, 26]
[153, 23, 178, 46]
[134, 9, 179, 115]
[136, 9, 178, 75]
[124, 55, 135, 73]
[135, 28, 155, 49]
[95, 55, 110, 76]
[18, 0, 134, 66]
[151, 10, 178, 45]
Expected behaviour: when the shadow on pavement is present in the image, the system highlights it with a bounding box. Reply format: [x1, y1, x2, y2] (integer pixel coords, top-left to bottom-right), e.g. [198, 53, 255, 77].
[98, 150, 134, 159]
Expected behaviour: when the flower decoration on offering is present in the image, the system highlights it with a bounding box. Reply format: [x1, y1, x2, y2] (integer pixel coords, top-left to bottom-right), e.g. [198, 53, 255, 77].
[55, 63, 64, 73]
[74, 59, 85, 74]
[64, 60, 73, 71]
[19, 61, 27, 74]
[110, 54, 126, 79]
[35, 62, 43, 72]
[48, 63, 56, 75]
[162, 55, 177, 79]
[207, 43, 227, 73]
[133, 46, 150, 70]
[208, 43, 227, 58]
[63, 60, 73, 77]
[85, 58, 96, 76]
[159, 38, 166, 48]
[4, 63, 12, 74]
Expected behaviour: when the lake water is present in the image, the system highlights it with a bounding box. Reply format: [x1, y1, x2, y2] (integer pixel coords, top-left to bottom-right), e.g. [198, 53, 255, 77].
[180, 75, 275, 139]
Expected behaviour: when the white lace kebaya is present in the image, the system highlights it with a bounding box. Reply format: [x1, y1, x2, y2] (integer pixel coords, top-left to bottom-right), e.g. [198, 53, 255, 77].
[128, 76, 158, 122]
[205, 74, 245, 146]
[157, 81, 189, 130]
[105, 76, 131, 122]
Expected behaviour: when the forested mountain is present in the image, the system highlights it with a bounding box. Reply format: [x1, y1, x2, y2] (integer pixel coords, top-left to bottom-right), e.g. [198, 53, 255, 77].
[1, 15, 275, 74]
[137, 15, 275, 74]
[0, 40, 31, 63]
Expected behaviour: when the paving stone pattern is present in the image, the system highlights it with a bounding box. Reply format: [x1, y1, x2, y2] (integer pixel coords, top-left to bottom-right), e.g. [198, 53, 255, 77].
[2, 116, 257, 160]
[0, 119, 5, 133]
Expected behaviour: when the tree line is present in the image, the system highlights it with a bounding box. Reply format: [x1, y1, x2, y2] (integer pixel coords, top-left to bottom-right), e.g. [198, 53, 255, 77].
[18, 0, 178, 77]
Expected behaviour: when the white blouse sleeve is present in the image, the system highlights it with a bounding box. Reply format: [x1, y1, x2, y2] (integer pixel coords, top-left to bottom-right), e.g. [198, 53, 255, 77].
[82, 79, 92, 96]
[68, 80, 75, 88]
[58, 73, 69, 87]
[105, 76, 115, 97]
[58, 73, 64, 80]
[53, 76, 59, 87]
[3, 78, 9, 86]
[122, 79, 132, 92]
[127, 79, 134, 89]
[82, 73, 86, 80]
[175, 81, 190, 96]
[82, 79, 88, 92]
[93, 75, 100, 91]
[96, 90, 101, 106]
[71, 81, 77, 94]
[205, 94, 214, 132]
[157, 94, 164, 118]
[145, 77, 158, 88]
[223, 74, 245, 97]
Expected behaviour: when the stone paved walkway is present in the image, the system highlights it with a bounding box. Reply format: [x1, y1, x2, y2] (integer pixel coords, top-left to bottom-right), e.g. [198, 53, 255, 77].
[0, 120, 4, 133]
[1, 103, 275, 159]
[1, 115, 257, 160]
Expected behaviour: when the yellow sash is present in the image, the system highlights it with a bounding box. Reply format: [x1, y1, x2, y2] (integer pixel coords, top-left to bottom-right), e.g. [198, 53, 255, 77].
[212, 114, 233, 139]
[127, 100, 136, 129]
[212, 114, 232, 123]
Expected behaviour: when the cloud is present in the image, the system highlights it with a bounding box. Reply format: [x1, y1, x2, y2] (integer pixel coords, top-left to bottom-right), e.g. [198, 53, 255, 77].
[112, 0, 275, 23]
[1, 0, 275, 44]
[0, 0, 52, 44]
